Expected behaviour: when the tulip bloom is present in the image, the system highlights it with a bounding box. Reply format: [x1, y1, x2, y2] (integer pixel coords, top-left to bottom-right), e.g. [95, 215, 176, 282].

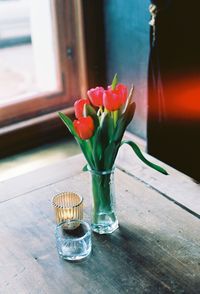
[73, 116, 95, 140]
[87, 87, 104, 107]
[74, 99, 90, 119]
[115, 83, 128, 104]
[104, 83, 128, 111]
[103, 89, 122, 111]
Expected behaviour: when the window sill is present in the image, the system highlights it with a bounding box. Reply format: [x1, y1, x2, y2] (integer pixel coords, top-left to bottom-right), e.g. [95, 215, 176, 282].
[0, 107, 74, 158]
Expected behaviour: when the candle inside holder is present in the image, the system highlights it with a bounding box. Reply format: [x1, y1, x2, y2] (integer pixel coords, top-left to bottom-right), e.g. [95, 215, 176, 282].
[52, 192, 83, 230]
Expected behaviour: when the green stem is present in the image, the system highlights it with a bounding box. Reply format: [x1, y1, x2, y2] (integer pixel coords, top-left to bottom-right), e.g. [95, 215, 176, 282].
[113, 110, 118, 128]
[86, 139, 96, 169]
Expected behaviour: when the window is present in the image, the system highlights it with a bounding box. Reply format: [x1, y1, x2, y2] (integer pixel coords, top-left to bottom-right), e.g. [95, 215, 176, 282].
[0, 0, 87, 127]
[0, 0, 87, 156]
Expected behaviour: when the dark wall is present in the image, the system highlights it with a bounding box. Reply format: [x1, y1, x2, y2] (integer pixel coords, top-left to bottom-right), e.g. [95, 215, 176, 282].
[103, 0, 150, 139]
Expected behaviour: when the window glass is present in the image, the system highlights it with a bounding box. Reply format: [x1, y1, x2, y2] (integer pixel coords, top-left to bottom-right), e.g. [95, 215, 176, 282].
[0, 0, 61, 105]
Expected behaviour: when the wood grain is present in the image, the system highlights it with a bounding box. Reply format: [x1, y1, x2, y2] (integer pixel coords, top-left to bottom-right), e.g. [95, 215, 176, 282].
[0, 155, 200, 293]
[117, 144, 200, 217]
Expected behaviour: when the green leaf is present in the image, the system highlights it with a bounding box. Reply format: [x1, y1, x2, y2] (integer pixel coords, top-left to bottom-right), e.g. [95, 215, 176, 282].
[100, 112, 114, 141]
[93, 127, 103, 167]
[103, 103, 135, 169]
[107, 113, 115, 140]
[99, 113, 112, 154]
[120, 140, 168, 175]
[58, 112, 77, 138]
[58, 112, 96, 169]
[82, 164, 88, 171]
[92, 112, 115, 170]
[111, 73, 118, 90]
[121, 85, 135, 114]
[113, 102, 136, 143]
[104, 141, 120, 169]
[78, 139, 96, 169]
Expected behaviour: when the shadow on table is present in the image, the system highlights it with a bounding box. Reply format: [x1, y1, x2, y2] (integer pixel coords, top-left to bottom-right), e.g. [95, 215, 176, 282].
[86, 223, 199, 293]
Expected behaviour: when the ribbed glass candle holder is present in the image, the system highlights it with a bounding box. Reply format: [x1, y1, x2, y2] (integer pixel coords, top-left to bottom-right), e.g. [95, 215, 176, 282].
[52, 192, 83, 229]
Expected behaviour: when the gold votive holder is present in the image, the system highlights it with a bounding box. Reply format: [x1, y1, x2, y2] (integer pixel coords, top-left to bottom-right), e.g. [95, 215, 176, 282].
[52, 192, 83, 230]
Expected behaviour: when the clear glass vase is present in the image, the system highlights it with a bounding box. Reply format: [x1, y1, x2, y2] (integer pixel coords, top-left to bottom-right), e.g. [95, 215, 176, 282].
[89, 167, 119, 234]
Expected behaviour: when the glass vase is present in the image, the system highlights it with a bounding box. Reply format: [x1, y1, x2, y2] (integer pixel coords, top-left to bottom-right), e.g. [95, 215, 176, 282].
[89, 167, 119, 234]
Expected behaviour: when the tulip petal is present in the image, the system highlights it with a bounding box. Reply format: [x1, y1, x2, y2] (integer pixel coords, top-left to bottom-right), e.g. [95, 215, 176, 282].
[84, 104, 99, 129]
[74, 99, 90, 119]
[87, 87, 104, 107]
[103, 89, 122, 111]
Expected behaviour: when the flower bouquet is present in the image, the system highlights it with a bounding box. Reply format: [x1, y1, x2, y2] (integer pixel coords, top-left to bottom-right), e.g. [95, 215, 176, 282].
[59, 74, 167, 234]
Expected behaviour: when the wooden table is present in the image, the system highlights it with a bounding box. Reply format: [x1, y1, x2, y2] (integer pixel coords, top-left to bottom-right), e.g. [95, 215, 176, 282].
[1, 147, 200, 294]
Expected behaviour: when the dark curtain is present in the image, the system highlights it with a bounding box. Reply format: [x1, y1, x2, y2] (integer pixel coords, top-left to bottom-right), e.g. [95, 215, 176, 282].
[148, 0, 200, 182]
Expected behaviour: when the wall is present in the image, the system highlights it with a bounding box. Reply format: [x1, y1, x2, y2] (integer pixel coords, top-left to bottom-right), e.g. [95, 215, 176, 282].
[103, 0, 150, 139]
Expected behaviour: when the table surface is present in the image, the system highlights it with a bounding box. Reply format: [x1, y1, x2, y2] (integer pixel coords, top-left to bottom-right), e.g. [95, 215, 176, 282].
[0, 147, 200, 294]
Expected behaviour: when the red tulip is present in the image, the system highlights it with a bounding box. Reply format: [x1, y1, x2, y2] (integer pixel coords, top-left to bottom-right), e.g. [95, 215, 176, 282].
[104, 83, 128, 111]
[74, 99, 90, 119]
[103, 89, 122, 111]
[73, 116, 95, 140]
[115, 83, 128, 104]
[87, 87, 104, 107]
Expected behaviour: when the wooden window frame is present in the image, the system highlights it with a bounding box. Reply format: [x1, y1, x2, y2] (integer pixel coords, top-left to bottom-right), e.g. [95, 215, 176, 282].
[0, 0, 88, 157]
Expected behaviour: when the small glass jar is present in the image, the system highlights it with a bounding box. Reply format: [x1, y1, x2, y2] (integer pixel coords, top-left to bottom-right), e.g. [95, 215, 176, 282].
[55, 220, 92, 261]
